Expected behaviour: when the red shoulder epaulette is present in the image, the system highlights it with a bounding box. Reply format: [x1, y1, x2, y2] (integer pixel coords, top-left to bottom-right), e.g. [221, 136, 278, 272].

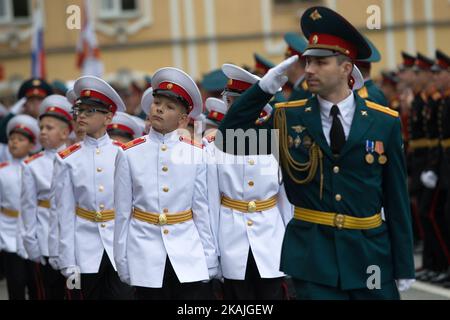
[112, 140, 125, 148]
[24, 151, 44, 164]
[0, 161, 9, 169]
[179, 136, 204, 149]
[58, 143, 81, 159]
[122, 137, 146, 151]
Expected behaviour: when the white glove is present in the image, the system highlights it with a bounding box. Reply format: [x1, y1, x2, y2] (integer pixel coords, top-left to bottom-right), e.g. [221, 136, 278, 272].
[208, 265, 222, 280]
[48, 257, 60, 270]
[259, 55, 299, 94]
[10, 97, 26, 114]
[396, 279, 415, 292]
[420, 170, 438, 189]
[40, 256, 47, 266]
[61, 265, 78, 279]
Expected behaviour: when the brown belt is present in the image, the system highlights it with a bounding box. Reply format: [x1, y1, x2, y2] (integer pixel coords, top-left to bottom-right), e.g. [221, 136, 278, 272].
[441, 138, 450, 149]
[221, 195, 277, 213]
[1, 207, 19, 218]
[75, 207, 115, 222]
[294, 207, 382, 230]
[133, 207, 193, 225]
[38, 199, 50, 209]
[409, 138, 438, 150]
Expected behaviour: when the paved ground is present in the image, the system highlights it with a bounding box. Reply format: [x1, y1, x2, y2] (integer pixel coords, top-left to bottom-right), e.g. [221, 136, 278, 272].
[0, 254, 448, 300]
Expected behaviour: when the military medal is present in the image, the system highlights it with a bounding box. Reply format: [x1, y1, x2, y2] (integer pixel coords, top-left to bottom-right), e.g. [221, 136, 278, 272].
[365, 153, 374, 164]
[378, 154, 387, 165]
[365, 140, 375, 164]
[288, 136, 294, 148]
[375, 141, 387, 165]
[294, 136, 301, 148]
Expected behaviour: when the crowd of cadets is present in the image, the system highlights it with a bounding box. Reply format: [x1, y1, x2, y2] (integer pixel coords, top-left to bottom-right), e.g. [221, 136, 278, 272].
[0, 5, 448, 300]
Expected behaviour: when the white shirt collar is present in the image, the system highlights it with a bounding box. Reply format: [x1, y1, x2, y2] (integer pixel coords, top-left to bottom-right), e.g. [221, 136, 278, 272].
[317, 91, 355, 121]
[84, 133, 111, 147]
[45, 143, 67, 155]
[148, 127, 180, 144]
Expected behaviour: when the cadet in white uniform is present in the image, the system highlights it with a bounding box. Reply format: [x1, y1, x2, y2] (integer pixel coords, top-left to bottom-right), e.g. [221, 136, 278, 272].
[54, 76, 134, 300]
[114, 67, 219, 300]
[21, 95, 72, 299]
[208, 64, 293, 299]
[0, 115, 40, 299]
[107, 111, 145, 144]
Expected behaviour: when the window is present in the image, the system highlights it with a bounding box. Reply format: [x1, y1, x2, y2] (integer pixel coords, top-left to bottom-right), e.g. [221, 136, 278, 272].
[99, 0, 139, 19]
[0, 0, 31, 24]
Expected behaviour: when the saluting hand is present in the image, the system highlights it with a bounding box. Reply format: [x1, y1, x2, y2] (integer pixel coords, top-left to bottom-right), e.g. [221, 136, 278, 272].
[259, 55, 299, 95]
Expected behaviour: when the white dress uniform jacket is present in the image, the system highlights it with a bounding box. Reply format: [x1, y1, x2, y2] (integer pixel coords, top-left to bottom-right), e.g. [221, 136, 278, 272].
[0, 159, 28, 258]
[114, 128, 218, 288]
[21, 146, 66, 261]
[207, 142, 293, 280]
[55, 134, 120, 273]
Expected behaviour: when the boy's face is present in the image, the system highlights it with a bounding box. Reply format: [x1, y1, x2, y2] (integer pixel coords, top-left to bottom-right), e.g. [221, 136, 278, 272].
[39, 116, 70, 150]
[8, 132, 34, 159]
[24, 96, 44, 119]
[74, 104, 112, 137]
[149, 95, 188, 135]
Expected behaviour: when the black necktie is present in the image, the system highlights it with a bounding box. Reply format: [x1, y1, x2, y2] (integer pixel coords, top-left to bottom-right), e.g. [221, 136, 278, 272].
[330, 105, 345, 155]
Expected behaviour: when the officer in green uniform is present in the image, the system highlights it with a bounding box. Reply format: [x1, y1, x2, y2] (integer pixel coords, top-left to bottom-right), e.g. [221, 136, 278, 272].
[253, 53, 286, 106]
[283, 32, 312, 102]
[200, 68, 228, 100]
[355, 36, 388, 106]
[217, 6, 415, 299]
[0, 78, 53, 143]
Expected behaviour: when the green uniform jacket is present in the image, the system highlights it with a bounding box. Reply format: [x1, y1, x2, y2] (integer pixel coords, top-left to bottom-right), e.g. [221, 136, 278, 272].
[289, 79, 312, 101]
[356, 79, 388, 106]
[0, 113, 15, 143]
[217, 84, 415, 290]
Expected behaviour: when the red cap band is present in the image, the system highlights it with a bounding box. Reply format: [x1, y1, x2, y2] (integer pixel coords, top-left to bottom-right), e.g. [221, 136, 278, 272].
[207, 111, 225, 122]
[107, 123, 134, 136]
[26, 88, 47, 98]
[80, 89, 117, 114]
[226, 79, 252, 92]
[12, 125, 35, 143]
[158, 82, 193, 113]
[307, 33, 357, 59]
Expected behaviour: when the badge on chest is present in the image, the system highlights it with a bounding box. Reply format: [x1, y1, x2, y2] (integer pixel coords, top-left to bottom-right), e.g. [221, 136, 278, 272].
[365, 140, 388, 165]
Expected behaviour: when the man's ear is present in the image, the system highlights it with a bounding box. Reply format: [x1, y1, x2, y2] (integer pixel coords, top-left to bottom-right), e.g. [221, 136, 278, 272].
[343, 61, 354, 78]
[178, 112, 189, 128]
[104, 112, 114, 126]
[61, 125, 70, 141]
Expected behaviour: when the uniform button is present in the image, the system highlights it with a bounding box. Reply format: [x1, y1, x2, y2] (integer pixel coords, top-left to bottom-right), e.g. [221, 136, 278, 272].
[248, 181, 254, 187]
[163, 208, 169, 213]
[99, 204, 105, 210]
[248, 159, 255, 165]
[333, 166, 340, 174]
[99, 185, 104, 192]
[96, 148, 100, 155]
[163, 186, 169, 192]
[335, 194, 342, 201]
[101, 224, 106, 228]
[247, 220, 253, 226]
[161, 145, 167, 151]
[97, 167, 102, 173]
[162, 166, 168, 172]
[163, 229, 169, 235]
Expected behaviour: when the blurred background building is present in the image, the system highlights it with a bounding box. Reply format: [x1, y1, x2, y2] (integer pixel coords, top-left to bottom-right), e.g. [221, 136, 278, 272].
[0, 0, 449, 106]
